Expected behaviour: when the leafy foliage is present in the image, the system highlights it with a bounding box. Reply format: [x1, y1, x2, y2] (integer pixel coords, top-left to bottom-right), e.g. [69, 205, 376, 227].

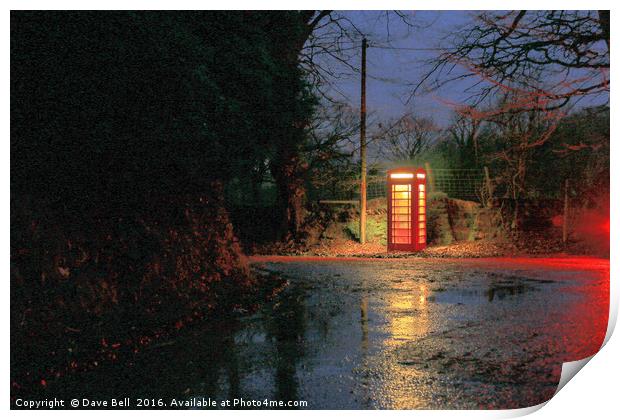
[11, 11, 315, 210]
[11, 10, 318, 392]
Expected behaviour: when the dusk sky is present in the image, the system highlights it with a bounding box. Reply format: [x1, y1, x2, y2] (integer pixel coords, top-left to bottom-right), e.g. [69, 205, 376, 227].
[318, 11, 610, 129]
[332, 11, 471, 124]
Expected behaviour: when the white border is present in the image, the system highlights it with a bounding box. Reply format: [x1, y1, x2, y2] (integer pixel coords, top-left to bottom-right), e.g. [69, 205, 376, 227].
[4, 1, 618, 419]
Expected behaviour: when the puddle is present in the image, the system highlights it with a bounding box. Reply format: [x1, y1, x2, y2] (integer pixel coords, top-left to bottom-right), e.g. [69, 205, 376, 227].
[432, 283, 539, 305]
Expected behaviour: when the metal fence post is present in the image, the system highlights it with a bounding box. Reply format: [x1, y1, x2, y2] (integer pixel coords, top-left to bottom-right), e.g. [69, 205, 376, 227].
[424, 162, 435, 193]
[484, 166, 494, 208]
[563, 179, 569, 245]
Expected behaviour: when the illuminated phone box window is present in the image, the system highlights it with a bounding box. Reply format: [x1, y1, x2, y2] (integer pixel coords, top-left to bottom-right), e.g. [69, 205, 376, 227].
[387, 168, 427, 252]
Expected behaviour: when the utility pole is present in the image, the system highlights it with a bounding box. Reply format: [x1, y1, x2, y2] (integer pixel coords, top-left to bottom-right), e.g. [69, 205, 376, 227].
[359, 38, 367, 244]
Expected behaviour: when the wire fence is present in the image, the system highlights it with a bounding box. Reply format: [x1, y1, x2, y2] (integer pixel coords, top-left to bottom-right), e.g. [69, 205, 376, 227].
[317, 168, 486, 203]
[432, 169, 485, 201]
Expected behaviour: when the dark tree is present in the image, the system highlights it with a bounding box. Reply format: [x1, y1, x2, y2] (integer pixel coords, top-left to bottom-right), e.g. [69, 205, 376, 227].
[10, 11, 319, 392]
[263, 11, 336, 240]
[418, 10, 609, 109]
[379, 116, 437, 163]
[447, 111, 481, 168]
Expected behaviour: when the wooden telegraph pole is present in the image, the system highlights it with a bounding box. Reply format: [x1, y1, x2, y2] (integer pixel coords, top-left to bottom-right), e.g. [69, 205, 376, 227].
[360, 38, 367, 244]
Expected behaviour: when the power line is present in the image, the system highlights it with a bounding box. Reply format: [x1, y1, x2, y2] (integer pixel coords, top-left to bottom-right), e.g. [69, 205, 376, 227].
[369, 44, 444, 52]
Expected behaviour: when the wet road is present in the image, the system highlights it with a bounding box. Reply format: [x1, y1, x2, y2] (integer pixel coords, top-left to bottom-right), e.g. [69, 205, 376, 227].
[49, 257, 609, 409]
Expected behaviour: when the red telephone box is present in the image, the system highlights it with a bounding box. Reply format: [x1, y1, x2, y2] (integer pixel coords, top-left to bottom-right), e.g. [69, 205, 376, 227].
[387, 167, 427, 252]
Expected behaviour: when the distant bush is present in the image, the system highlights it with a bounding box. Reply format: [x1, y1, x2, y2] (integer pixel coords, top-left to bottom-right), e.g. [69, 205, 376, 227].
[428, 191, 448, 202]
[344, 216, 387, 245]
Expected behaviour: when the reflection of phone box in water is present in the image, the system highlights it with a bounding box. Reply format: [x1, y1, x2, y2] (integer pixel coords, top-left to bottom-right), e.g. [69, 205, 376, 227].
[387, 167, 427, 252]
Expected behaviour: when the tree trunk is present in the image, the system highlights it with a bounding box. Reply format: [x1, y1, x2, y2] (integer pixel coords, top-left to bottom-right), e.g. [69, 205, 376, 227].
[270, 153, 307, 241]
[267, 11, 327, 241]
[598, 10, 610, 50]
[250, 164, 265, 206]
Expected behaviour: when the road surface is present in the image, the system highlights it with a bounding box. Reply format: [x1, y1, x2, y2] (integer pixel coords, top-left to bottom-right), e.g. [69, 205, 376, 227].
[46, 256, 609, 409]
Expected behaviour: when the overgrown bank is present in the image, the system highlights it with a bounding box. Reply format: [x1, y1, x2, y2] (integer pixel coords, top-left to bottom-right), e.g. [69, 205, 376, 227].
[10, 189, 286, 397]
[253, 194, 608, 258]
